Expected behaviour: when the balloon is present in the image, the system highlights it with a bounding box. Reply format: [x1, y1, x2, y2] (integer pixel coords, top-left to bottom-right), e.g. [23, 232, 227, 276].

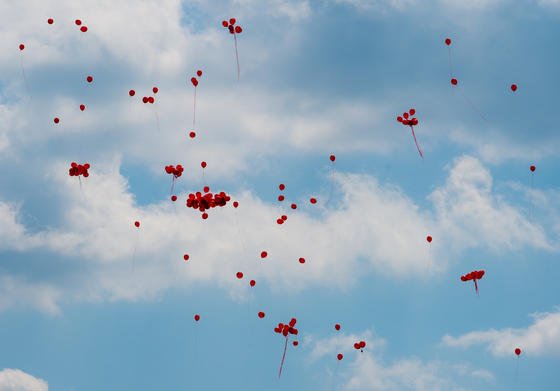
[291, 203, 297, 209]
[515, 347, 521, 356]
[335, 323, 341, 331]
[79, 104, 85, 111]
[47, 18, 54, 24]
[183, 254, 189, 261]
[298, 257, 305, 264]
[310, 197, 317, 204]
[337, 353, 343, 360]
[397, 108, 423, 158]
[258, 311, 265, 318]
[189, 131, 196, 138]
[171, 195, 177, 202]
[511, 84, 517, 92]
[236, 272, 243, 279]
[451, 78, 458, 85]
[261, 251, 268, 258]
[19, 44, 25, 51]
[75, 19, 82, 25]
[330, 154, 336, 162]
[194, 314, 200, 322]
[80, 26, 88, 32]
[134, 221, 140, 228]
[530, 165, 536, 172]
[445, 38, 451, 45]
[426, 235, 432, 243]
[249, 279, 256, 287]
[129, 89, 135, 96]
[86, 75, 93, 83]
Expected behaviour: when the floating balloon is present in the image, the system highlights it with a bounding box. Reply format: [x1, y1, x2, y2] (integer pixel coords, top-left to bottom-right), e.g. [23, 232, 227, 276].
[460, 270, 485, 295]
[511, 84, 518, 92]
[222, 18, 243, 79]
[86, 75, 93, 83]
[194, 314, 200, 322]
[397, 108, 423, 158]
[236, 272, 243, 279]
[190, 70, 202, 132]
[47, 18, 54, 24]
[337, 353, 343, 360]
[68, 162, 90, 178]
[274, 317, 298, 378]
[258, 311, 265, 318]
[165, 164, 184, 195]
[335, 323, 341, 331]
[261, 251, 268, 259]
[426, 235, 432, 243]
[249, 279, 256, 287]
[183, 254, 189, 261]
[298, 257, 305, 264]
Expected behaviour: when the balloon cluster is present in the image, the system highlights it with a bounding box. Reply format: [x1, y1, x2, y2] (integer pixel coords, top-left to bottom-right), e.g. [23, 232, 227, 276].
[461, 269, 485, 295]
[141, 86, 159, 104]
[274, 317, 298, 337]
[191, 70, 202, 87]
[186, 187, 231, 219]
[222, 18, 242, 34]
[396, 108, 418, 127]
[353, 340, 367, 352]
[164, 164, 184, 178]
[68, 162, 90, 177]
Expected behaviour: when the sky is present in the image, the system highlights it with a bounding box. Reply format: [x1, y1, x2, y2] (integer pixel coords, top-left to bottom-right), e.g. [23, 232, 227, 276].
[0, 0, 559, 390]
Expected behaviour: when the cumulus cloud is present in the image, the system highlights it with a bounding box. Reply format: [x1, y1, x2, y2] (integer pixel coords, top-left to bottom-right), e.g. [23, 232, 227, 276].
[307, 330, 494, 391]
[0, 369, 48, 391]
[0, 154, 555, 313]
[442, 308, 560, 357]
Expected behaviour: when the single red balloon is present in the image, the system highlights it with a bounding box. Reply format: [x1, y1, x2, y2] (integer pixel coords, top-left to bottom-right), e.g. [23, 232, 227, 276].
[134, 221, 140, 228]
[194, 314, 200, 321]
[258, 311, 265, 318]
[530, 165, 536, 172]
[451, 78, 458, 85]
[445, 38, 451, 45]
[261, 251, 268, 259]
[426, 235, 432, 243]
[515, 347, 521, 356]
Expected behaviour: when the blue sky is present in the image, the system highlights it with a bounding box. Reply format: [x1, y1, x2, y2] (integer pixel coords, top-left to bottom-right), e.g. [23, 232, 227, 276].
[0, 0, 559, 390]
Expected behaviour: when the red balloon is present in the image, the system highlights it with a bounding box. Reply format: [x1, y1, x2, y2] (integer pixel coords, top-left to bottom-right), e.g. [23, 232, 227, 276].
[292, 340, 298, 346]
[233, 201, 239, 208]
[191, 77, 198, 87]
[197, 70, 202, 77]
[47, 18, 54, 24]
[310, 197, 317, 204]
[80, 26, 88, 32]
[148, 96, 154, 104]
[277, 218, 284, 225]
[202, 212, 208, 219]
[86, 75, 93, 83]
[53, 117, 60, 124]
[134, 221, 140, 228]
[278, 195, 285, 202]
[222, 20, 228, 27]
[201, 161, 207, 168]
[530, 165, 536, 172]
[152, 86, 158, 94]
[426, 235, 432, 243]
[298, 257, 305, 264]
[235, 26, 242, 34]
[79, 104, 85, 111]
[189, 131, 196, 138]
[451, 78, 458, 85]
[330, 154, 336, 162]
[445, 38, 451, 45]
[515, 347, 521, 356]
[261, 251, 268, 259]
[194, 314, 200, 322]
[258, 311, 265, 318]
[75, 19, 82, 26]
[183, 254, 189, 261]
[129, 89, 135, 96]
[229, 18, 236, 25]
[236, 272, 243, 279]
[279, 183, 285, 191]
[203, 186, 210, 193]
[337, 353, 343, 360]
[291, 203, 297, 210]
[171, 195, 177, 202]
[19, 43, 25, 51]
[249, 279, 256, 287]
[281, 215, 287, 221]
[335, 323, 341, 331]
[511, 84, 517, 92]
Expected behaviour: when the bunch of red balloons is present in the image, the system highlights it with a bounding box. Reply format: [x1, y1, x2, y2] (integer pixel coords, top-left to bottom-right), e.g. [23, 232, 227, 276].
[353, 340, 366, 352]
[186, 188, 231, 219]
[397, 108, 418, 127]
[164, 164, 184, 178]
[274, 317, 298, 337]
[68, 162, 90, 177]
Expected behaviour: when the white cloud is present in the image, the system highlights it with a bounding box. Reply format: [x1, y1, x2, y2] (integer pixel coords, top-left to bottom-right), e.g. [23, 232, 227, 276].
[0, 154, 555, 313]
[0, 369, 48, 391]
[308, 330, 493, 391]
[442, 308, 560, 357]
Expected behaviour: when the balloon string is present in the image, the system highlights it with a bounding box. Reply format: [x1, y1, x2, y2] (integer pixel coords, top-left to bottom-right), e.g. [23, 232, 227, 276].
[325, 163, 335, 208]
[458, 87, 488, 122]
[170, 177, 176, 196]
[278, 336, 288, 378]
[192, 87, 197, 130]
[448, 47, 453, 80]
[131, 229, 139, 274]
[410, 126, 423, 159]
[20, 55, 32, 100]
[474, 279, 478, 295]
[234, 33, 240, 80]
